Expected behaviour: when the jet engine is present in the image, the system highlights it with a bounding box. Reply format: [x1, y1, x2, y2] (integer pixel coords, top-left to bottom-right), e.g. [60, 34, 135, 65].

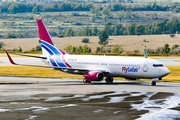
[84, 71, 104, 81]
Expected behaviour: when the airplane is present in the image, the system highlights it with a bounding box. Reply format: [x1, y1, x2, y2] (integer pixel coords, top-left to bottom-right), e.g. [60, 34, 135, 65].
[5, 18, 170, 86]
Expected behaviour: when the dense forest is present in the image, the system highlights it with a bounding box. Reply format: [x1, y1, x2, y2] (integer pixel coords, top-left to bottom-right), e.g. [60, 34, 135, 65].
[1, 1, 180, 39]
[65, 19, 180, 36]
[0, 1, 180, 14]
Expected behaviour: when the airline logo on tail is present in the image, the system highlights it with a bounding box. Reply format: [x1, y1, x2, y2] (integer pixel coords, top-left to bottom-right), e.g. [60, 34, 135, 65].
[37, 19, 71, 68]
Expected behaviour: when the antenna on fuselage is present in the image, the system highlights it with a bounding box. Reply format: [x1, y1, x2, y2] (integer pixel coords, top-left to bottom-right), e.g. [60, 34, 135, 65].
[144, 46, 148, 58]
[142, 44, 148, 58]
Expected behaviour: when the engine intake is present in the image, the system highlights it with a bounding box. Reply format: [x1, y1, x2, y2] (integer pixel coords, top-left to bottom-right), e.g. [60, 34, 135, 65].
[84, 71, 104, 81]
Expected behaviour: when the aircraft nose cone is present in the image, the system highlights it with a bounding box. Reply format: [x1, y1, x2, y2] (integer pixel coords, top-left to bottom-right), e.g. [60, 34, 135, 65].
[163, 67, 170, 76]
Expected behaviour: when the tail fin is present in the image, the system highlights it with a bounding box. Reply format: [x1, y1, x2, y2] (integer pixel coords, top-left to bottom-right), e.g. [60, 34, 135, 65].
[36, 18, 70, 68]
[36, 18, 66, 55]
[37, 19, 54, 46]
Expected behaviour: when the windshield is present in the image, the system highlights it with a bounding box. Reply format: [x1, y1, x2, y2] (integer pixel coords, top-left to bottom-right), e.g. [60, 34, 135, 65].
[153, 64, 163, 67]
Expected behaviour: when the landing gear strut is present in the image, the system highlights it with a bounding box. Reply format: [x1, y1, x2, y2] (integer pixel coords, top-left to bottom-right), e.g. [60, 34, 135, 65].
[105, 74, 113, 83]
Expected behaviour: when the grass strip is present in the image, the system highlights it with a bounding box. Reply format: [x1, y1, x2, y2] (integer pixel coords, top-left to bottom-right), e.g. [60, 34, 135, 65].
[0, 66, 82, 79]
[0, 66, 179, 82]
[163, 66, 180, 82]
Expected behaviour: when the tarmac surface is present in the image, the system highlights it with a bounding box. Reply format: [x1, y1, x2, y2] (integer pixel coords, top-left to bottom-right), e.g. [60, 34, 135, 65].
[0, 57, 180, 120]
[0, 77, 179, 120]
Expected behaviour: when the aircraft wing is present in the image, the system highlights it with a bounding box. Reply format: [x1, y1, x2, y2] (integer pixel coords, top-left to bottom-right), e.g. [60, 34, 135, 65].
[5, 50, 62, 69]
[5, 50, 107, 74]
[10, 53, 47, 59]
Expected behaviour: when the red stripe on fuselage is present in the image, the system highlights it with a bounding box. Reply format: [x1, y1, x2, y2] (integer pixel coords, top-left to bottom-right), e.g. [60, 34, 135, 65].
[60, 49, 66, 55]
[61, 55, 71, 68]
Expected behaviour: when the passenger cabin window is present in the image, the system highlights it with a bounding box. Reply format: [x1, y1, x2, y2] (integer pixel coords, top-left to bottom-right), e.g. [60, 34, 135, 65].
[153, 64, 163, 67]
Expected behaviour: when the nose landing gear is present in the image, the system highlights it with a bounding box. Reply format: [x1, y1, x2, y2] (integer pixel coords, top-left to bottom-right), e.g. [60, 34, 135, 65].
[151, 78, 161, 86]
[151, 81, 156, 86]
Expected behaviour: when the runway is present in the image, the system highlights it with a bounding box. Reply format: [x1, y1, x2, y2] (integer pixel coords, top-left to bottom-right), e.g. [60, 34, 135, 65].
[0, 77, 180, 95]
[0, 77, 179, 120]
[0, 57, 180, 119]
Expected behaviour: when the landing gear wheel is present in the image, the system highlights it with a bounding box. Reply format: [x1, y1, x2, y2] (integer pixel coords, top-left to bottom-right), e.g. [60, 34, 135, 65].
[151, 81, 156, 86]
[87, 81, 91, 83]
[105, 75, 113, 83]
[83, 78, 91, 83]
[105, 78, 108, 83]
[83, 78, 87, 83]
[110, 77, 113, 83]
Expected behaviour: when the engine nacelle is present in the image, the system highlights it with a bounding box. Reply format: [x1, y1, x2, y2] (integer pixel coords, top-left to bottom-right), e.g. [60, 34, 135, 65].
[84, 71, 104, 81]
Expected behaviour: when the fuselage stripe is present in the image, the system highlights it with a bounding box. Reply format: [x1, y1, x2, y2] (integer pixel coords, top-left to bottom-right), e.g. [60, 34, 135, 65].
[41, 44, 58, 67]
[40, 40, 60, 54]
[62, 55, 71, 68]
[40, 40, 68, 68]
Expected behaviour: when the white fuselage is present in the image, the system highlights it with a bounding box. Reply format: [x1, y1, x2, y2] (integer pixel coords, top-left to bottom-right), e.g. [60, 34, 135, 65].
[45, 54, 170, 79]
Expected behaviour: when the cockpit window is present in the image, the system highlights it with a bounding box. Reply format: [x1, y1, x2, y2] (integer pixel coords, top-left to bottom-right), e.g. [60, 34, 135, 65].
[153, 64, 163, 67]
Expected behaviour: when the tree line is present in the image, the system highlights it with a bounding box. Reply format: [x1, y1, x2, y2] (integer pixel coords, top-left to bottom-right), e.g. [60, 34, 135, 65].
[1, 42, 179, 56]
[56, 43, 180, 56]
[63, 19, 180, 37]
[3, 19, 180, 40]
[0, 2, 180, 14]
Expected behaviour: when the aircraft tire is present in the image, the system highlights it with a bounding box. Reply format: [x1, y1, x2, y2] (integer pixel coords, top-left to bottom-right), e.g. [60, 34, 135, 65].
[110, 78, 113, 83]
[105, 78, 109, 83]
[83, 78, 87, 83]
[105, 76, 113, 83]
[151, 81, 156, 86]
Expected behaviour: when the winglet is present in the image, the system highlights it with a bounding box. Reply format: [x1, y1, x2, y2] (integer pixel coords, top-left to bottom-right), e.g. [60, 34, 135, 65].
[4, 49, 16, 65]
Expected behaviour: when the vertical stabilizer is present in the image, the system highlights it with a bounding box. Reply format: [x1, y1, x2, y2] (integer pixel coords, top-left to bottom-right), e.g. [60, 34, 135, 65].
[37, 19, 54, 46]
[36, 18, 70, 68]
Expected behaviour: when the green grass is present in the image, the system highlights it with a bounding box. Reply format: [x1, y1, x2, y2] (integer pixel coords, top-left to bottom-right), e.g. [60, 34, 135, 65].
[0, 66, 179, 82]
[0, 66, 82, 79]
[0, 11, 178, 38]
[163, 66, 180, 82]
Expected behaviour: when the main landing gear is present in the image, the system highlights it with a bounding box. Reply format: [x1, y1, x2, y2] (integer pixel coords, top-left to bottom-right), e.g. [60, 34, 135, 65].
[83, 78, 91, 83]
[82, 75, 114, 84]
[105, 74, 113, 83]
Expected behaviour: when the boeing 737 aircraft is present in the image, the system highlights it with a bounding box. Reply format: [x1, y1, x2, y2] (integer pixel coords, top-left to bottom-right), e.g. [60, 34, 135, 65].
[5, 18, 170, 86]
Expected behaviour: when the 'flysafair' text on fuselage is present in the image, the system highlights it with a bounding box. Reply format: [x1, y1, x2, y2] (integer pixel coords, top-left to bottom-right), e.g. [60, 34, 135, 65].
[122, 67, 139, 73]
